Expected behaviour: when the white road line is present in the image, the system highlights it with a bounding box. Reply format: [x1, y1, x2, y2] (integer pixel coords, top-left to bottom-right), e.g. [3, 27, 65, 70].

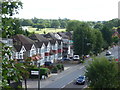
[61, 78, 75, 88]
[83, 85, 88, 88]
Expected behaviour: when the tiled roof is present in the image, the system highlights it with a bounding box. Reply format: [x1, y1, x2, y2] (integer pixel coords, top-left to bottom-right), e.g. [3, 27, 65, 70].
[29, 34, 49, 47]
[65, 32, 73, 39]
[29, 34, 49, 42]
[14, 45, 22, 52]
[12, 34, 38, 51]
[57, 32, 69, 39]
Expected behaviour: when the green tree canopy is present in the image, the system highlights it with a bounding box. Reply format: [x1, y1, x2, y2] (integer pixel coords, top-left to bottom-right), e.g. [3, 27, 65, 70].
[85, 57, 119, 88]
[73, 22, 96, 56]
[93, 29, 103, 54]
[101, 26, 113, 47]
[66, 20, 82, 32]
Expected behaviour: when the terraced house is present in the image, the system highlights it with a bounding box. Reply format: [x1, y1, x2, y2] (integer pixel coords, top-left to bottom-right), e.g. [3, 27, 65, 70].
[12, 34, 40, 65]
[4, 31, 73, 66]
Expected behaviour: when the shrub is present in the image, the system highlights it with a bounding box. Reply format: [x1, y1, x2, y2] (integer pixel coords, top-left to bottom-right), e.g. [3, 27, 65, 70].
[29, 68, 50, 79]
[51, 66, 58, 73]
[56, 64, 64, 70]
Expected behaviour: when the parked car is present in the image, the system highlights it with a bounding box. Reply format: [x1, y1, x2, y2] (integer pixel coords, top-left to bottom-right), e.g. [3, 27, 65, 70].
[44, 61, 53, 66]
[105, 51, 115, 61]
[73, 55, 80, 61]
[62, 57, 71, 61]
[106, 50, 111, 56]
[69, 56, 73, 60]
[76, 75, 86, 85]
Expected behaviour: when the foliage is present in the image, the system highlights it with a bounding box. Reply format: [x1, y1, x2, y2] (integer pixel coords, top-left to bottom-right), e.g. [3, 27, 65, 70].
[100, 26, 113, 48]
[29, 17, 69, 29]
[20, 19, 33, 26]
[117, 26, 120, 34]
[112, 36, 119, 44]
[73, 22, 96, 56]
[51, 20, 60, 29]
[2, 45, 29, 88]
[1, 1, 30, 88]
[93, 29, 103, 54]
[51, 66, 58, 73]
[29, 67, 50, 79]
[85, 57, 119, 88]
[2, 1, 31, 38]
[56, 64, 64, 70]
[2, 1, 23, 16]
[94, 23, 103, 30]
[2, 17, 31, 38]
[66, 20, 82, 32]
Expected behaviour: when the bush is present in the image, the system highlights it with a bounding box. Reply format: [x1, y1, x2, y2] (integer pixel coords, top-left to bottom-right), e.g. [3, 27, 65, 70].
[56, 64, 61, 70]
[29, 68, 50, 79]
[51, 66, 58, 73]
[56, 64, 64, 70]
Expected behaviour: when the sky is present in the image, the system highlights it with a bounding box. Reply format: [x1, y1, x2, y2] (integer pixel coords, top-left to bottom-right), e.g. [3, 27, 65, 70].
[14, 0, 120, 21]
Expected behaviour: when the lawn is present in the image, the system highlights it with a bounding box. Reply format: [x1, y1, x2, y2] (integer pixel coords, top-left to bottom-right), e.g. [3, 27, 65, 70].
[28, 26, 66, 34]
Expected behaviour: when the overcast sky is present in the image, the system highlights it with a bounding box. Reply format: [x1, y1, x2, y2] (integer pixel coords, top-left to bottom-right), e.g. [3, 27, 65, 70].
[14, 0, 120, 21]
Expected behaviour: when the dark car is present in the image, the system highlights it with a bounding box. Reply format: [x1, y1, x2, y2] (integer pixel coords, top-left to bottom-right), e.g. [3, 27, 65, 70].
[76, 76, 86, 85]
[44, 61, 53, 66]
[62, 57, 71, 61]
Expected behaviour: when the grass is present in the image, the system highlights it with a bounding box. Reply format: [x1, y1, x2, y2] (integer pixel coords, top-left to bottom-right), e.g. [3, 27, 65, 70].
[28, 26, 66, 34]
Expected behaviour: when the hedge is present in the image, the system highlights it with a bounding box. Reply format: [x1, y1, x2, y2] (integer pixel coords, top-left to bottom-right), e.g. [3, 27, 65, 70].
[29, 68, 50, 79]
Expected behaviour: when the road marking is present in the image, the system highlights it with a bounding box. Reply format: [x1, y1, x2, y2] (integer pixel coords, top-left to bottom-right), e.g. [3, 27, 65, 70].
[61, 79, 74, 88]
[79, 66, 85, 69]
[83, 85, 88, 88]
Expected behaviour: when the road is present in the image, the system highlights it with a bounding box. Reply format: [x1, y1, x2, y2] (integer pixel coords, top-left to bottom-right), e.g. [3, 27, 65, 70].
[42, 65, 85, 88]
[22, 60, 90, 88]
[63, 46, 119, 88]
[22, 46, 119, 89]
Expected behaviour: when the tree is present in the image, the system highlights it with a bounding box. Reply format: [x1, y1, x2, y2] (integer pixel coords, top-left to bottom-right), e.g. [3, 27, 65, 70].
[51, 20, 60, 29]
[100, 26, 113, 48]
[85, 57, 119, 88]
[94, 23, 103, 30]
[73, 22, 96, 56]
[112, 36, 119, 44]
[2, 1, 25, 38]
[20, 19, 33, 26]
[2, 44, 29, 88]
[93, 29, 104, 54]
[1, 1, 30, 88]
[66, 20, 82, 32]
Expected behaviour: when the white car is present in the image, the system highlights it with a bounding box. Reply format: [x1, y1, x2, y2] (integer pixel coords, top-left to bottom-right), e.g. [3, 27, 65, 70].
[73, 55, 80, 61]
[105, 51, 115, 61]
[106, 51, 111, 56]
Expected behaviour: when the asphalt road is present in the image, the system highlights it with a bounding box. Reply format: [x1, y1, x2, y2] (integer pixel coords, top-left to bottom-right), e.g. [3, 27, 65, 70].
[41, 64, 86, 88]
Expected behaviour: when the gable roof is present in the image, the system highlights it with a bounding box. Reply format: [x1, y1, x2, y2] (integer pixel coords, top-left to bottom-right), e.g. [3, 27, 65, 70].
[43, 33, 59, 45]
[12, 34, 38, 51]
[57, 32, 69, 39]
[29, 34, 49, 47]
[13, 45, 22, 52]
[65, 32, 73, 39]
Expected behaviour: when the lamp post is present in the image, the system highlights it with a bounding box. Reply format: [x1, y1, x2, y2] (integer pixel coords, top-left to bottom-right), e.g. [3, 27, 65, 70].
[38, 62, 40, 90]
